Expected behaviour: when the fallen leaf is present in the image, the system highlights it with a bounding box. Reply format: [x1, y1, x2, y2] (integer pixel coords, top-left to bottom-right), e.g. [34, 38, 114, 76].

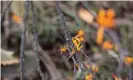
[1, 49, 19, 65]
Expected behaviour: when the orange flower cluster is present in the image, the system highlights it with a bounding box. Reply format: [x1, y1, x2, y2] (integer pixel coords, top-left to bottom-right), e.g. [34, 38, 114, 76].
[96, 8, 115, 28]
[96, 8, 116, 50]
[72, 30, 85, 52]
[60, 30, 85, 58]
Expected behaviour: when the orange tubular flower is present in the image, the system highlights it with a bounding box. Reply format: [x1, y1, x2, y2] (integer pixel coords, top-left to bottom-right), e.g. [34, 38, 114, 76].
[72, 38, 83, 52]
[76, 30, 85, 38]
[85, 74, 93, 80]
[96, 9, 105, 27]
[73, 37, 85, 44]
[72, 38, 79, 47]
[78, 37, 85, 42]
[75, 30, 85, 43]
[124, 56, 133, 65]
[76, 43, 83, 52]
[96, 27, 104, 45]
[102, 40, 114, 50]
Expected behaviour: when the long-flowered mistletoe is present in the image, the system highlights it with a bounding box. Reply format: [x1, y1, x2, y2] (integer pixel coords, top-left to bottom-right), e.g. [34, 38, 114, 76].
[56, 0, 84, 72]
[56, 1, 99, 80]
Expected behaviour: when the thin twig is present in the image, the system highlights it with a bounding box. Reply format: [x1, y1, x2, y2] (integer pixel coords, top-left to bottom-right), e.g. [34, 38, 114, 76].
[1, 1, 12, 23]
[20, 1, 30, 80]
[30, 1, 44, 80]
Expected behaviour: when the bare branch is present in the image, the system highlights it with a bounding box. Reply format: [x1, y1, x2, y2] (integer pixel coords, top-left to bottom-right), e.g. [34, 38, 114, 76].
[30, 1, 45, 80]
[20, 1, 30, 80]
[1, 1, 12, 23]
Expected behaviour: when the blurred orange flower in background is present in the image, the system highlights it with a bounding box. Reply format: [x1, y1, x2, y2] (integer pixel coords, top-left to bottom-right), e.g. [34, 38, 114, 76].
[96, 27, 104, 45]
[96, 8, 116, 49]
[102, 40, 114, 50]
[96, 8, 115, 28]
[92, 65, 99, 72]
[12, 13, 22, 23]
[124, 56, 133, 65]
[85, 74, 93, 80]
[106, 9, 115, 19]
